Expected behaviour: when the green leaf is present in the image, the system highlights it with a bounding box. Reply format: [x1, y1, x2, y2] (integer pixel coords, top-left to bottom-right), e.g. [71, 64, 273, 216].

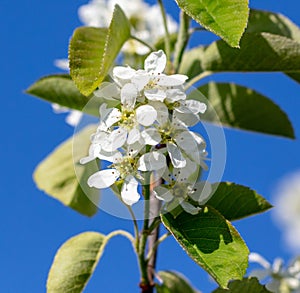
[161, 207, 249, 288]
[207, 182, 272, 221]
[156, 271, 199, 293]
[34, 125, 99, 217]
[47, 232, 106, 293]
[175, 0, 249, 47]
[180, 33, 300, 78]
[247, 9, 300, 42]
[213, 277, 271, 293]
[197, 82, 295, 138]
[69, 5, 130, 96]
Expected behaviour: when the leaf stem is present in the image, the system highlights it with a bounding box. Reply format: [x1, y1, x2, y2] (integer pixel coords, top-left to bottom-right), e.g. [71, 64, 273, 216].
[173, 11, 190, 72]
[185, 71, 213, 90]
[146, 232, 171, 261]
[130, 35, 156, 52]
[157, 0, 171, 63]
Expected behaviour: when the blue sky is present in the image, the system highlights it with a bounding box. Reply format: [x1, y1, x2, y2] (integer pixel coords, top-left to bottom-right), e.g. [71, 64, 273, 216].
[1, 0, 300, 292]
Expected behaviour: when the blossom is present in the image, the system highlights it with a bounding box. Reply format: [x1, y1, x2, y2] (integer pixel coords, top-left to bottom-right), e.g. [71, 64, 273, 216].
[78, 0, 177, 55]
[82, 146, 166, 205]
[113, 50, 188, 102]
[153, 158, 212, 215]
[249, 253, 300, 293]
[272, 171, 300, 252]
[51, 103, 82, 127]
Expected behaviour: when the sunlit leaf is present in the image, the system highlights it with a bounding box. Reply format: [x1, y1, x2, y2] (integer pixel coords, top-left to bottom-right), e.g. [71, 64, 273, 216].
[206, 182, 272, 221]
[161, 207, 249, 288]
[175, 0, 249, 47]
[195, 82, 295, 138]
[34, 125, 99, 216]
[47, 232, 106, 293]
[69, 5, 130, 96]
[180, 33, 300, 78]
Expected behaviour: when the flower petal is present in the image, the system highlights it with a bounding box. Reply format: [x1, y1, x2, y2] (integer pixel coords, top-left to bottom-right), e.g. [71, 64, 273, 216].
[144, 50, 166, 73]
[87, 169, 120, 188]
[157, 74, 188, 86]
[185, 100, 207, 114]
[167, 142, 186, 168]
[127, 128, 141, 145]
[106, 127, 127, 151]
[174, 131, 199, 153]
[165, 88, 186, 103]
[80, 144, 101, 164]
[137, 151, 166, 171]
[189, 182, 212, 205]
[173, 111, 199, 127]
[180, 201, 201, 215]
[121, 175, 141, 205]
[113, 66, 136, 85]
[121, 83, 137, 110]
[131, 71, 150, 91]
[94, 82, 120, 100]
[136, 105, 157, 126]
[149, 101, 169, 125]
[141, 128, 161, 145]
[153, 186, 174, 202]
[102, 107, 121, 128]
[144, 88, 166, 102]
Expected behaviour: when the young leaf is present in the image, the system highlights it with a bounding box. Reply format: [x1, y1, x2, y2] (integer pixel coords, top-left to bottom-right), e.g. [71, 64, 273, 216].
[206, 182, 272, 221]
[34, 125, 99, 217]
[47, 232, 106, 293]
[161, 207, 249, 288]
[175, 0, 249, 47]
[156, 271, 199, 293]
[26, 74, 90, 110]
[69, 5, 130, 96]
[213, 277, 271, 292]
[196, 82, 295, 138]
[247, 9, 300, 42]
[180, 33, 300, 78]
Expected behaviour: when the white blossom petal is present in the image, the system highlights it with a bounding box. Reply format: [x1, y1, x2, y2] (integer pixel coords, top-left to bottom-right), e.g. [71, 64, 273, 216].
[144, 88, 166, 102]
[121, 83, 137, 110]
[144, 50, 166, 73]
[153, 186, 174, 202]
[94, 82, 120, 100]
[165, 88, 186, 103]
[136, 105, 157, 126]
[66, 110, 82, 127]
[137, 151, 166, 171]
[121, 175, 141, 205]
[180, 201, 201, 215]
[127, 128, 141, 145]
[174, 131, 199, 153]
[149, 101, 169, 124]
[167, 142, 186, 168]
[174, 111, 200, 127]
[87, 169, 120, 188]
[185, 100, 207, 114]
[107, 127, 127, 151]
[249, 253, 271, 269]
[102, 108, 121, 128]
[80, 144, 101, 164]
[141, 128, 161, 145]
[131, 72, 150, 91]
[189, 182, 212, 205]
[157, 74, 188, 86]
[113, 66, 136, 85]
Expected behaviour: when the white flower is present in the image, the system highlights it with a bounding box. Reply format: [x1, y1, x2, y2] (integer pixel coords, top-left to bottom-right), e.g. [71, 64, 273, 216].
[51, 103, 82, 127]
[113, 50, 188, 102]
[153, 158, 212, 215]
[272, 171, 300, 252]
[249, 253, 300, 293]
[78, 0, 177, 55]
[150, 101, 207, 168]
[84, 146, 166, 205]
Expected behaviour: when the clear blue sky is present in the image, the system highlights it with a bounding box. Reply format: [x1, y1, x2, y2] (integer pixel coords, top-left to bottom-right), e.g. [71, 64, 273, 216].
[1, 0, 300, 292]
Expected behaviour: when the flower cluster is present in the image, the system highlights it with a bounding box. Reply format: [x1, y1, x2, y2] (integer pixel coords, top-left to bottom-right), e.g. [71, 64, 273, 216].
[249, 253, 300, 293]
[81, 50, 210, 213]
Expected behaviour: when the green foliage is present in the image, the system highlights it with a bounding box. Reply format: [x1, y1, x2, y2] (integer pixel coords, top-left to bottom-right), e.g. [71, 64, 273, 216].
[207, 182, 272, 221]
[34, 125, 99, 217]
[161, 207, 249, 288]
[156, 271, 199, 293]
[213, 277, 271, 292]
[197, 82, 295, 138]
[69, 5, 130, 96]
[47, 232, 106, 293]
[175, 0, 249, 47]
[247, 9, 300, 41]
[180, 33, 300, 78]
